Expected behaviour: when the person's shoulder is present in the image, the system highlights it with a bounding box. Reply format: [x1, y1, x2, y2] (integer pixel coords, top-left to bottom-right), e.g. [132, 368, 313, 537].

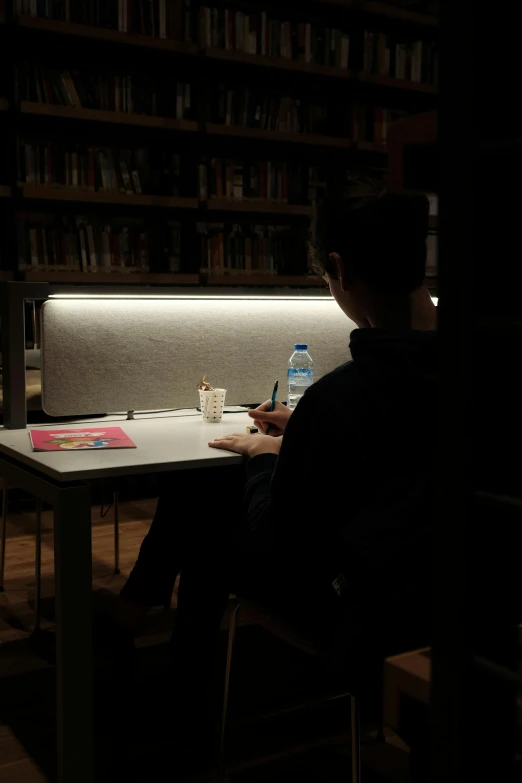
[305, 361, 357, 400]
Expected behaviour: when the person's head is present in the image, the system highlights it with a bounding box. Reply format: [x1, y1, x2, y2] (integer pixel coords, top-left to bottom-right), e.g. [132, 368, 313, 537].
[309, 178, 430, 329]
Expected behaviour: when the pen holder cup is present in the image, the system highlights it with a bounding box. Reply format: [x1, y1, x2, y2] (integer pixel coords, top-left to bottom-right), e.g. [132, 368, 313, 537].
[199, 389, 227, 422]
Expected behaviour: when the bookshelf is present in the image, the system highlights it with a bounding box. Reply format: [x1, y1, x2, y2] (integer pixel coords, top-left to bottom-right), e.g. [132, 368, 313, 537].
[13, 16, 437, 96]
[19, 186, 199, 210]
[23, 271, 199, 284]
[205, 274, 323, 286]
[203, 46, 354, 80]
[206, 123, 354, 149]
[15, 14, 199, 54]
[357, 72, 438, 93]
[0, 0, 439, 287]
[204, 200, 315, 216]
[317, 1, 439, 27]
[19, 102, 199, 133]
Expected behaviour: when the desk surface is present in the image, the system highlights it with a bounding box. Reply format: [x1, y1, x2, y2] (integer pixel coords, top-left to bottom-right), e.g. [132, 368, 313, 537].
[0, 411, 251, 482]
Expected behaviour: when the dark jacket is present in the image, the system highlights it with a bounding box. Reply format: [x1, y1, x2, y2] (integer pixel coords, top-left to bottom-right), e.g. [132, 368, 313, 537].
[244, 328, 436, 653]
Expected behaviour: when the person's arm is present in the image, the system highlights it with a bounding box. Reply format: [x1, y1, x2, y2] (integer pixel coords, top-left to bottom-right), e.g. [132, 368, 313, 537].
[243, 388, 328, 552]
[248, 399, 293, 436]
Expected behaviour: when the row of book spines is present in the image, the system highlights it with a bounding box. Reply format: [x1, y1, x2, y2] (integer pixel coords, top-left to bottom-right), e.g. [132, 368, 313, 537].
[363, 33, 430, 82]
[199, 161, 292, 202]
[17, 66, 191, 115]
[20, 146, 157, 194]
[200, 8, 350, 69]
[212, 99, 395, 140]
[214, 92, 328, 134]
[199, 240, 279, 276]
[17, 0, 194, 41]
[21, 224, 149, 272]
[199, 265, 279, 276]
[14, 5, 436, 81]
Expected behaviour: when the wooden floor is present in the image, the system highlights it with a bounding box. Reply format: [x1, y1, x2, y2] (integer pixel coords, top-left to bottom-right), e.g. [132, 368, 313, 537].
[0, 496, 412, 783]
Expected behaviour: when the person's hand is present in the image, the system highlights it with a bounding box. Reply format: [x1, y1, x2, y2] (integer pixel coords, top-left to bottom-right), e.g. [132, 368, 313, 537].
[208, 433, 282, 459]
[248, 400, 292, 436]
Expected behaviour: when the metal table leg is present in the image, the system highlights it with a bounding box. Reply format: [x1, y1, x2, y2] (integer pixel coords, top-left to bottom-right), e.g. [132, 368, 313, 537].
[34, 500, 42, 633]
[0, 484, 7, 592]
[54, 483, 94, 783]
[113, 486, 120, 575]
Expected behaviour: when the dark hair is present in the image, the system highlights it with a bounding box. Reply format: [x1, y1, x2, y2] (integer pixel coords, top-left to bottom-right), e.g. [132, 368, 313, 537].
[309, 178, 429, 293]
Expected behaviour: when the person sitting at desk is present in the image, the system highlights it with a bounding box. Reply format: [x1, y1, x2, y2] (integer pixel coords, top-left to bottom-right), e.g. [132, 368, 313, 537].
[95, 179, 437, 762]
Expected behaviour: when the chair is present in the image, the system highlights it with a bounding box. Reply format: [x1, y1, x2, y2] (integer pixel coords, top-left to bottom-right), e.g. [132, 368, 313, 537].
[0, 480, 121, 632]
[219, 598, 386, 783]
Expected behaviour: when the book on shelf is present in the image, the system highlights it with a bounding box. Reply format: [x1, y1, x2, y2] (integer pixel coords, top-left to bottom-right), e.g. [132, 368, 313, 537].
[18, 140, 182, 197]
[197, 221, 296, 276]
[15, 0, 196, 42]
[362, 29, 438, 85]
[200, 6, 350, 69]
[198, 158, 309, 204]
[16, 62, 192, 120]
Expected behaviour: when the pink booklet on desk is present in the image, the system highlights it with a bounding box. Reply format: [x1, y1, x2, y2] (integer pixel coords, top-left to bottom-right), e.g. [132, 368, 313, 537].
[30, 426, 137, 452]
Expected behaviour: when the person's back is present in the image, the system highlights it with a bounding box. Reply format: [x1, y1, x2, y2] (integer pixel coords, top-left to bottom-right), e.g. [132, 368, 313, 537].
[241, 180, 436, 658]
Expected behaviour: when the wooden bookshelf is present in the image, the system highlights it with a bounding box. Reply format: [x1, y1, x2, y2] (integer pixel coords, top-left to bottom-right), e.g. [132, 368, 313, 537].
[204, 275, 324, 287]
[0, 271, 14, 281]
[203, 47, 352, 80]
[10, 15, 438, 97]
[4, 5, 438, 290]
[21, 271, 323, 287]
[356, 140, 388, 153]
[319, 0, 439, 27]
[16, 15, 198, 54]
[205, 123, 353, 149]
[205, 200, 315, 216]
[356, 72, 438, 94]
[19, 185, 199, 210]
[23, 271, 200, 285]
[204, 50, 436, 94]
[19, 102, 198, 133]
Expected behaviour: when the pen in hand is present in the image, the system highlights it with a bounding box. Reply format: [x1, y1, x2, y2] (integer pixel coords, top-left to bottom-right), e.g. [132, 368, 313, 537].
[265, 380, 278, 435]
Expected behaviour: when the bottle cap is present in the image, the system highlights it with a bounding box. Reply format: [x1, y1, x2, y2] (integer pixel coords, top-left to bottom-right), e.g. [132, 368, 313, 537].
[294, 344, 308, 350]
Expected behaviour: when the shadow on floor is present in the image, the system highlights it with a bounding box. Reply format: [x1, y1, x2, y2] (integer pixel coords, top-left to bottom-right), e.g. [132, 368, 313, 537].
[0, 625, 409, 783]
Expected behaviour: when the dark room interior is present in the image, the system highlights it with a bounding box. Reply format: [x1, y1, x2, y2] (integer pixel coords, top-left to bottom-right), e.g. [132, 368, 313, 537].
[0, 2, 520, 782]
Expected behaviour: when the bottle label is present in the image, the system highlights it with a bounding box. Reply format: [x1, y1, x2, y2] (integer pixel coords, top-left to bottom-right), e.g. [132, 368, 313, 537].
[287, 368, 314, 385]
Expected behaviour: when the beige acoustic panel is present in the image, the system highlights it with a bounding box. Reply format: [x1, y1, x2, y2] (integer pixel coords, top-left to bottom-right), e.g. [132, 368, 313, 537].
[41, 298, 355, 417]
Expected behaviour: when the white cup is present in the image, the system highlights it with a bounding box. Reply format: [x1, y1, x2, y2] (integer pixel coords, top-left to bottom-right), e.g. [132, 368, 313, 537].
[199, 388, 227, 422]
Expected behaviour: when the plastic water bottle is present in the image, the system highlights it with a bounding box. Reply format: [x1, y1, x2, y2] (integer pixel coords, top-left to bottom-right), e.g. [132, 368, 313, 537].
[287, 344, 314, 410]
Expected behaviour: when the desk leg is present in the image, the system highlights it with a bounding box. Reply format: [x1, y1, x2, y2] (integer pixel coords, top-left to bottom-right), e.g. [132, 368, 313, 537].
[54, 484, 93, 783]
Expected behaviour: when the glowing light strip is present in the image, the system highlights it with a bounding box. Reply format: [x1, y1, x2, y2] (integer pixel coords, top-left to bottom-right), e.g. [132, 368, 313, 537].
[49, 293, 332, 301]
[49, 293, 438, 303]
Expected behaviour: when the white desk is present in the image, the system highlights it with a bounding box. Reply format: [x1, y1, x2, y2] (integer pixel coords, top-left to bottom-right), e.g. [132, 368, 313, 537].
[0, 411, 251, 783]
